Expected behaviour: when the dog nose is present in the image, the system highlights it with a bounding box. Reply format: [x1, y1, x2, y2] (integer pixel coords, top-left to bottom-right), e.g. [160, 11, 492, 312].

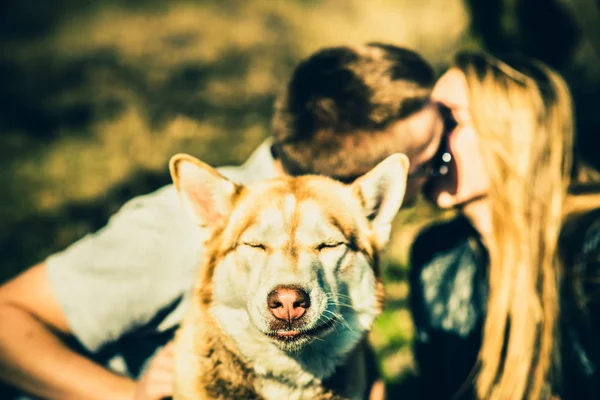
[267, 286, 310, 322]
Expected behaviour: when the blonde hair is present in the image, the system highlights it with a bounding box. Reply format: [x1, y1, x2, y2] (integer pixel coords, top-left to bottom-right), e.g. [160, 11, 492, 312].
[453, 52, 579, 400]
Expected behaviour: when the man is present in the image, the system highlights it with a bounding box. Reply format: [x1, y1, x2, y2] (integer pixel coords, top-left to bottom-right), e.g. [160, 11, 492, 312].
[0, 43, 443, 399]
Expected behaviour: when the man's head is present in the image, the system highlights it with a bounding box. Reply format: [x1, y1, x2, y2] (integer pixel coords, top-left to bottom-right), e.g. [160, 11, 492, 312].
[271, 43, 443, 204]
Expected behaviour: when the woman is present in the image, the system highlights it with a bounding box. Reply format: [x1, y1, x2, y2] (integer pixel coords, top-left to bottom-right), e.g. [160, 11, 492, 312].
[409, 51, 600, 400]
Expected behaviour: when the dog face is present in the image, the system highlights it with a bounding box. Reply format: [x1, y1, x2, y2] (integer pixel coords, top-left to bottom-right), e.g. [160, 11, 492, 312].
[170, 153, 408, 371]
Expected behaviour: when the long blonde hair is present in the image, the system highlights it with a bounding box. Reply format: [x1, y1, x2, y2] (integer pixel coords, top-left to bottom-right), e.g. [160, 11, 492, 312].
[453, 52, 580, 400]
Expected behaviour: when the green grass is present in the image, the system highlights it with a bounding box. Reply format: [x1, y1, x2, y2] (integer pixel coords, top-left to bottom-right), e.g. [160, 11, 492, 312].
[0, 0, 471, 282]
[371, 259, 419, 397]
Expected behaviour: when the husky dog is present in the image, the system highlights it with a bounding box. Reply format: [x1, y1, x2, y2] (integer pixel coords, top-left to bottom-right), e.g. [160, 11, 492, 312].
[169, 152, 409, 400]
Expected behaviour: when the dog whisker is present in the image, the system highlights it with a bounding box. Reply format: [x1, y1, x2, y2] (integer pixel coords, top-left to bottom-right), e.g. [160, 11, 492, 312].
[328, 301, 358, 311]
[324, 292, 355, 302]
[321, 309, 356, 334]
[326, 298, 360, 314]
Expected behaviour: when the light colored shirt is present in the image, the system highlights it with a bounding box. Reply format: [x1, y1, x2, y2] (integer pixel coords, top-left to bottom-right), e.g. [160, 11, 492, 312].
[45, 138, 277, 377]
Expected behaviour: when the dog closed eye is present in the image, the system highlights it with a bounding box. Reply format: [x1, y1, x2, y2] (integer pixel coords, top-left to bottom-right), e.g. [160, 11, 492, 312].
[316, 242, 347, 251]
[241, 242, 267, 250]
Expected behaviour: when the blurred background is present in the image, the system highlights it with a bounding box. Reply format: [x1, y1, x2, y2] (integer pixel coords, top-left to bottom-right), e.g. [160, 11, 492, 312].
[1, 0, 599, 396]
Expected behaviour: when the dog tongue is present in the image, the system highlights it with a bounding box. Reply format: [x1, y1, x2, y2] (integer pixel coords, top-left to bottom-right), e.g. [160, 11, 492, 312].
[277, 330, 301, 337]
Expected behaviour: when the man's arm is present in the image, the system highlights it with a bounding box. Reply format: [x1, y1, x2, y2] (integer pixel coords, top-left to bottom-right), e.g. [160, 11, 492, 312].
[0, 263, 136, 400]
[0, 185, 202, 399]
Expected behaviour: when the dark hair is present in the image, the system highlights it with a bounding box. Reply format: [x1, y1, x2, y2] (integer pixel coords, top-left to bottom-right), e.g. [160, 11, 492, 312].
[271, 43, 435, 181]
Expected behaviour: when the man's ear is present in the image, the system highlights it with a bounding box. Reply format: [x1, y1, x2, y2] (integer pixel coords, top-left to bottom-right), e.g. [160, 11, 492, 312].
[169, 154, 239, 227]
[351, 153, 410, 245]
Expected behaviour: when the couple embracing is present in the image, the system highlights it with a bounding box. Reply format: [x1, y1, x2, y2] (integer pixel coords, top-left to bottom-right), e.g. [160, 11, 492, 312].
[0, 43, 599, 400]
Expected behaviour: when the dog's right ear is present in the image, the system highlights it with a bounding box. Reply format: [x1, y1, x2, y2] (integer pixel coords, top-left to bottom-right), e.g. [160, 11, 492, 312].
[351, 153, 409, 246]
[169, 154, 239, 227]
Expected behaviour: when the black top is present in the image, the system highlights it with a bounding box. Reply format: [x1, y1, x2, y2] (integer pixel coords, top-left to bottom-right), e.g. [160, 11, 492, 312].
[409, 210, 600, 400]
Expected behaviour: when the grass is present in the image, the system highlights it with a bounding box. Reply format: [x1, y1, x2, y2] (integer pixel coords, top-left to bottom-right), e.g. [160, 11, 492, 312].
[370, 205, 449, 394]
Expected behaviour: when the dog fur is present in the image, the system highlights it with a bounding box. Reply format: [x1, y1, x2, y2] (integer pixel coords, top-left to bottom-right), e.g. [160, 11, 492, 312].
[169, 153, 409, 400]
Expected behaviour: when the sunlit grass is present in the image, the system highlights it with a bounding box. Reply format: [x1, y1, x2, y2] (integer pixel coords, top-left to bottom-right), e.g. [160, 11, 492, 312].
[6, 0, 470, 220]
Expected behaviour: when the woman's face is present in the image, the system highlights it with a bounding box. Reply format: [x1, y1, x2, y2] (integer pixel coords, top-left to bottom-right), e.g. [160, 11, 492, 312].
[425, 68, 490, 209]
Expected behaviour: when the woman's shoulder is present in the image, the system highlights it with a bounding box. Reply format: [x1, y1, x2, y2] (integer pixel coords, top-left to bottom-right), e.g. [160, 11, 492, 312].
[410, 215, 477, 268]
[409, 216, 487, 337]
[579, 210, 600, 261]
[559, 208, 600, 398]
[560, 208, 600, 325]
[561, 208, 600, 277]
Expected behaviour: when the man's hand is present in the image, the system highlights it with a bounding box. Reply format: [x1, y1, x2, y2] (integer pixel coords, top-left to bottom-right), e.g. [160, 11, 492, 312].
[134, 342, 175, 400]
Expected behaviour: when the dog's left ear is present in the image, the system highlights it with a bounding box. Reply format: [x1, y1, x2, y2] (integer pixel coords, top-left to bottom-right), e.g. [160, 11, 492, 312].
[169, 154, 240, 227]
[352, 153, 409, 245]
